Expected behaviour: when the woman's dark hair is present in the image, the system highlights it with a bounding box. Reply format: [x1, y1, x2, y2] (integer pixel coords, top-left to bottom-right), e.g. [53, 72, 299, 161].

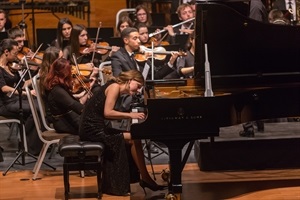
[56, 18, 73, 49]
[44, 57, 73, 91]
[69, 24, 87, 58]
[0, 38, 18, 54]
[39, 46, 62, 96]
[117, 15, 133, 34]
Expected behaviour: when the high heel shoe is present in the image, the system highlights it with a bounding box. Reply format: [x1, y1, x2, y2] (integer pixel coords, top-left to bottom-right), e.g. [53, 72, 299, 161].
[139, 180, 167, 195]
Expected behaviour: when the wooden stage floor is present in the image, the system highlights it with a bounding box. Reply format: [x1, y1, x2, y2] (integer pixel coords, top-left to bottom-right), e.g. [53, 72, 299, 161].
[1, 164, 300, 200]
[0, 121, 300, 199]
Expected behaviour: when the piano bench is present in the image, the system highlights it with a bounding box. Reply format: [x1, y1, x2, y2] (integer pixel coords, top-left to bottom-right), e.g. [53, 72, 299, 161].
[58, 135, 105, 200]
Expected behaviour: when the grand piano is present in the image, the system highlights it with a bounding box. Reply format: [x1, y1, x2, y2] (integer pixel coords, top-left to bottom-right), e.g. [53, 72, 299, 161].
[130, 0, 300, 198]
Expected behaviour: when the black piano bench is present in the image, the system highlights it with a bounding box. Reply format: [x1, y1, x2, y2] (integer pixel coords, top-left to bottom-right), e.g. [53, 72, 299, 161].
[58, 135, 105, 200]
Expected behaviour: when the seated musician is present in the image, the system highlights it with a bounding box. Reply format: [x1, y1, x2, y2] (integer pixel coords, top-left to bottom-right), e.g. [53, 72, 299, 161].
[43, 57, 96, 135]
[0, 9, 7, 33]
[63, 24, 101, 80]
[110, 27, 141, 76]
[0, 38, 42, 155]
[79, 69, 166, 196]
[7, 26, 40, 80]
[133, 4, 153, 28]
[116, 16, 133, 37]
[135, 22, 179, 79]
[51, 17, 73, 50]
[161, 3, 195, 44]
[173, 31, 195, 79]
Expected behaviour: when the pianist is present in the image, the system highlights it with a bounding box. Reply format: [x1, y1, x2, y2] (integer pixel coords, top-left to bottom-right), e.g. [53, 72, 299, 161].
[79, 70, 166, 196]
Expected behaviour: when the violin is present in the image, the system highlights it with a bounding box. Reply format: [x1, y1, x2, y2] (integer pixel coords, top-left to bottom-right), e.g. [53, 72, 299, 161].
[72, 73, 92, 95]
[135, 46, 187, 62]
[17, 46, 43, 70]
[72, 64, 112, 77]
[7, 60, 40, 72]
[144, 37, 169, 48]
[79, 40, 112, 55]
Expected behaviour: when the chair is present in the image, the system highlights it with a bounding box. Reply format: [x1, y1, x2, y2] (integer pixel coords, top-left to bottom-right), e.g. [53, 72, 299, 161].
[0, 116, 27, 152]
[32, 75, 57, 159]
[24, 86, 70, 180]
[98, 61, 113, 86]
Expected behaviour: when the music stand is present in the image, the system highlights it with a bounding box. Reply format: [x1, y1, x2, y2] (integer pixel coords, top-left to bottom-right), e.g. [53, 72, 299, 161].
[2, 59, 54, 176]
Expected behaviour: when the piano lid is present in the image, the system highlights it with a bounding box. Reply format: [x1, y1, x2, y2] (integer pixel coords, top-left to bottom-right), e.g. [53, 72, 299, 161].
[194, 1, 300, 89]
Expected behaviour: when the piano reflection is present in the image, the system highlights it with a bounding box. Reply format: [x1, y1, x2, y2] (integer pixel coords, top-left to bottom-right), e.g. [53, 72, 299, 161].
[130, 0, 300, 198]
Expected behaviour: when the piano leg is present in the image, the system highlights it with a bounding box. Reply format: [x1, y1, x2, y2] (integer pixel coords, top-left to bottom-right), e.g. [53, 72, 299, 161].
[162, 139, 193, 199]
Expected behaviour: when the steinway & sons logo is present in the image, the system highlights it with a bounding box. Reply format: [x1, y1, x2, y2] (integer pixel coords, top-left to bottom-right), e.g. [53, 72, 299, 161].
[160, 107, 202, 121]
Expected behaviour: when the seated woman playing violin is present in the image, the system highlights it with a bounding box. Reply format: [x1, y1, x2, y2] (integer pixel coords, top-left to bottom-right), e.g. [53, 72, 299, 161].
[63, 24, 101, 79]
[0, 38, 43, 155]
[43, 57, 96, 135]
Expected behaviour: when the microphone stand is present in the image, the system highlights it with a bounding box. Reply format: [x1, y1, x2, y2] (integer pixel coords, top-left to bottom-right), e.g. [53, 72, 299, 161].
[2, 59, 53, 176]
[18, 0, 30, 47]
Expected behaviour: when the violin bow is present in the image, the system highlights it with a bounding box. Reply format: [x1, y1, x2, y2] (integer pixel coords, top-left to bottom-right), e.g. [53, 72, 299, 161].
[91, 22, 102, 63]
[72, 53, 81, 75]
[72, 53, 93, 97]
[157, 32, 168, 46]
[30, 43, 43, 60]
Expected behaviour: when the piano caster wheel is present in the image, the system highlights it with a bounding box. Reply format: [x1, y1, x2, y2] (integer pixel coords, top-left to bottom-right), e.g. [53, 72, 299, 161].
[161, 169, 170, 182]
[165, 193, 179, 200]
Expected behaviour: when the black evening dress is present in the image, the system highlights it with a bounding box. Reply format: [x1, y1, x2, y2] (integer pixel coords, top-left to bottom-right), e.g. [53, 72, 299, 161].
[79, 80, 131, 196]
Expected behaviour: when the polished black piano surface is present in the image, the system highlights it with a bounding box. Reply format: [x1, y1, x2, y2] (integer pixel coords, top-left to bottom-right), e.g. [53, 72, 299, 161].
[130, 0, 300, 197]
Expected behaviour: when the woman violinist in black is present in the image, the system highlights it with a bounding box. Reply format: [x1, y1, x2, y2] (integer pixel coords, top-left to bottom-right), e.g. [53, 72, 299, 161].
[0, 38, 42, 155]
[43, 57, 96, 135]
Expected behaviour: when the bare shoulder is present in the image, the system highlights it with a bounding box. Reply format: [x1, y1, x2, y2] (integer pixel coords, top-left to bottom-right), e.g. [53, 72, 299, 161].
[105, 83, 120, 95]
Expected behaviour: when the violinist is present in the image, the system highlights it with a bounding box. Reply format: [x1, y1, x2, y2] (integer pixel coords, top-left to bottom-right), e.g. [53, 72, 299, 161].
[63, 24, 101, 80]
[7, 26, 26, 52]
[111, 27, 141, 76]
[43, 57, 96, 135]
[0, 38, 43, 155]
[135, 23, 180, 79]
[51, 17, 73, 50]
[8, 26, 40, 79]
[39, 46, 63, 97]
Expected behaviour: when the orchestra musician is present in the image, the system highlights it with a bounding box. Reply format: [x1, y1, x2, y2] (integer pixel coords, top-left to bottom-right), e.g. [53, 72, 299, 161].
[62, 24, 101, 79]
[116, 15, 133, 37]
[0, 38, 42, 155]
[0, 9, 7, 33]
[7, 26, 40, 84]
[51, 17, 73, 50]
[79, 69, 166, 196]
[111, 27, 141, 76]
[135, 22, 180, 79]
[43, 57, 96, 135]
[173, 31, 195, 78]
[164, 3, 195, 37]
[134, 4, 153, 27]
